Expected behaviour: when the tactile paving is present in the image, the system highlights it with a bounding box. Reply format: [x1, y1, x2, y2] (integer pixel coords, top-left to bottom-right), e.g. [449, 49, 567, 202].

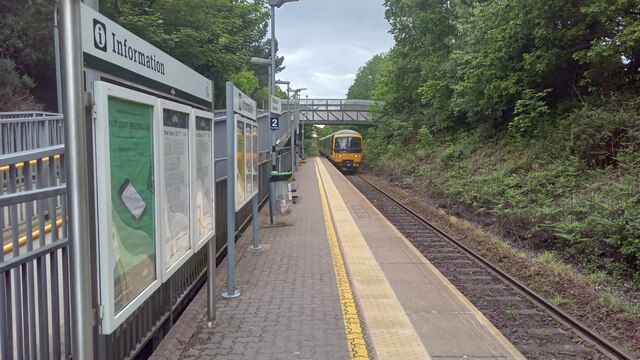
[316, 159, 431, 360]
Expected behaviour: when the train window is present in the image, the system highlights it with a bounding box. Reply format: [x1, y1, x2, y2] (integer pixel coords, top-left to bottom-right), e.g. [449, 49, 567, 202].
[334, 137, 362, 152]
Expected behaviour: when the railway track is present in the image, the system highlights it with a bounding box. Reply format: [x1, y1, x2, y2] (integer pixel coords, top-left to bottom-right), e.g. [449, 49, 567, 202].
[349, 174, 633, 360]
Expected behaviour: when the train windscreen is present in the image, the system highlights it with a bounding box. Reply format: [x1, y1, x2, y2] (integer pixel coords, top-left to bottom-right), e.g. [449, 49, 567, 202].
[334, 136, 362, 153]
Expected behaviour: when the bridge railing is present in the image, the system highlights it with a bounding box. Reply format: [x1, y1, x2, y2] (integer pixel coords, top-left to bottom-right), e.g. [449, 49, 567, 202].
[280, 99, 377, 125]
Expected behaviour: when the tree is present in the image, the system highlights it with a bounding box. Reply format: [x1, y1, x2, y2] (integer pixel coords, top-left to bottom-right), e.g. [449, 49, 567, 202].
[0, 0, 56, 110]
[347, 53, 386, 99]
[0, 58, 42, 111]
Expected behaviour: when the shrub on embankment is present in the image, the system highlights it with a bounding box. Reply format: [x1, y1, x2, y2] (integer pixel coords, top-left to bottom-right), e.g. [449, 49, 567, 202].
[364, 96, 640, 283]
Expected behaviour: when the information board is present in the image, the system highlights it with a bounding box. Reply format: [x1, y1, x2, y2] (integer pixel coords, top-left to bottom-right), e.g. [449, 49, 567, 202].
[94, 82, 162, 334]
[234, 115, 259, 211]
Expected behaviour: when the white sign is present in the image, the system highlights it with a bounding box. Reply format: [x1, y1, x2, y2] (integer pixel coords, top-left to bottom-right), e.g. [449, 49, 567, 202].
[271, 96, 282, 115]
[232, 87, 257, 120]
[81, 4, 212, 105]
[161, 107, 192, 271]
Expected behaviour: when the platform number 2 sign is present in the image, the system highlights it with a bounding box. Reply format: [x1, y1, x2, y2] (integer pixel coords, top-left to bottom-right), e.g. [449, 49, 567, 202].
[270, 117, 280, 130]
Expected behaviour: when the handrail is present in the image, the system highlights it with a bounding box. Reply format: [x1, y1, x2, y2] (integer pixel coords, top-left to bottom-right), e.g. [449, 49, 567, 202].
[3, 219, 64, 255]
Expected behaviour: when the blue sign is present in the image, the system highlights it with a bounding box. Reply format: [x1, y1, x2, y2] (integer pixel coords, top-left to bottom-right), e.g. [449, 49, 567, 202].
[270, 116, 280, 130]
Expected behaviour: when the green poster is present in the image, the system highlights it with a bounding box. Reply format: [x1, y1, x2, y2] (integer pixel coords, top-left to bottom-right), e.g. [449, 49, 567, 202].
[108, 96, 156, 313]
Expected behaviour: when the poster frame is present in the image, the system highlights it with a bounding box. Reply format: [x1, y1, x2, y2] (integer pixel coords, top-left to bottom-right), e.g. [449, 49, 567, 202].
[234, 114, 259, 211]
[93, 81, 162, 334]
[158, 99, 195, 280]
[192, 108, 215, 251]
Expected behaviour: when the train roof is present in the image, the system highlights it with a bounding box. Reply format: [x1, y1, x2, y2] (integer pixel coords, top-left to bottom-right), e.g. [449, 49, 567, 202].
[333, 130, 360, 135]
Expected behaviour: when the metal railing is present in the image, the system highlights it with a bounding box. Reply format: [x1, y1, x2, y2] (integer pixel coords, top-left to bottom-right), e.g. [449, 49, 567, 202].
[0, 144, 70, 360]
[281, 99, 377, 125]
[0, 112, 65, 155]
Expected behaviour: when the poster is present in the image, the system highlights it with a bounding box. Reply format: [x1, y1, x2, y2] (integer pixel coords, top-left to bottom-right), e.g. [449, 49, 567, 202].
[245, 122, 252, 198]
[162, 109, 191, 270]
[195, 116, 214, 240]
[108, 96, 156, 313]
[252, 125, 259, 193]
[236, 117, 246, 207]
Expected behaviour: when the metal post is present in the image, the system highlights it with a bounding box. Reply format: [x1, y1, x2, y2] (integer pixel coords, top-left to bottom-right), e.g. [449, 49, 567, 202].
[58, 0, 94, 358]
[222, 82, 239, 298]
[53, 8, 63, 114]
[302, 95, 308, 159]
[269, 5, 277, 225]
[289, 89, 295, 173]
[207, 79, 217, 320]
[250, 195, 262, 250]
[294, 94, 299, 171]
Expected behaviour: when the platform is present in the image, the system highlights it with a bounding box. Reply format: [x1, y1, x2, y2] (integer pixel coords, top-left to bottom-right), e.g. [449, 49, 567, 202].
[150, 157, 524, 360]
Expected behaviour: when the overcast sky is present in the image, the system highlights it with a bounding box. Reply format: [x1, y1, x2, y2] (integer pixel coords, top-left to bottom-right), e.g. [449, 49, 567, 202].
[273, 0, 395, 99]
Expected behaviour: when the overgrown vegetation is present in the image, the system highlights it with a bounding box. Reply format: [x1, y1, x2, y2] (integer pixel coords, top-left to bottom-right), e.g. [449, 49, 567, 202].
[350, 0, 640, 283]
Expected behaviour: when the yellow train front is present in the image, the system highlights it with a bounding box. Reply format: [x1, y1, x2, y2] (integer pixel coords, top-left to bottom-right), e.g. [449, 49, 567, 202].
[319, 130, 364, 172]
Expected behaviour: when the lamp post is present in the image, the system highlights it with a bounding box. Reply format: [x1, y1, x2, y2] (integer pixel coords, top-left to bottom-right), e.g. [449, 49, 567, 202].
[276, 80, 293, 172]
[267, 0, 298, 225]
[269, 0, 299, 172]
[291, 88, 306, 171]
[303, 94, 309, 159]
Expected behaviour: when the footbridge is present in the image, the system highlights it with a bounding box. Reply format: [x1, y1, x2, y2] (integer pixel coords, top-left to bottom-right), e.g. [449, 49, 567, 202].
[283, 99, 378, 125]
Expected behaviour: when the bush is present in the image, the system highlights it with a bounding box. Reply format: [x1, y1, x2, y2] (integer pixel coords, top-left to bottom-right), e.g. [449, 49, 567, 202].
[0, 58, 42, 111]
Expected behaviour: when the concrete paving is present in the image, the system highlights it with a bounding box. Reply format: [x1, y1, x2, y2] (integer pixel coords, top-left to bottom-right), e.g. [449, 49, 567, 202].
[151, 158, 352, 360]
[151, 157, 523, 360]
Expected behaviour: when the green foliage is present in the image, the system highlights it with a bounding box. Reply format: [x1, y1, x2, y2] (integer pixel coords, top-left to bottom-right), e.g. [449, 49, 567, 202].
[509, 89, 552, 138]
[347, 53, 386, 99]
[0, 0, 55, 110]
[228, 70, 259, 96]
[568, 97, 640, 169]
[574, 0, 640, 91]
[0, 58, 41, 111]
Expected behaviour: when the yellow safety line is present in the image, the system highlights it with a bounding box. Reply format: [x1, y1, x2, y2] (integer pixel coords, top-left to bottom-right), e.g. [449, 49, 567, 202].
[0, 154, 60, 172]
[315, 159, 370, 360]
[3, 219, 63, 255]
[316, 158, 431, 360]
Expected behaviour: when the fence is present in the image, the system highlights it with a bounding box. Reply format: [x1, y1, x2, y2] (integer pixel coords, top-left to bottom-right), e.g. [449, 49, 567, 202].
[0, 145, 69, 360]
[0, 113, 65, 155]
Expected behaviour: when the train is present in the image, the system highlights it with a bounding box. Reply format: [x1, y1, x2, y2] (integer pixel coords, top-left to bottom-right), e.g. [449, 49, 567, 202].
[318, 129, 364, 172]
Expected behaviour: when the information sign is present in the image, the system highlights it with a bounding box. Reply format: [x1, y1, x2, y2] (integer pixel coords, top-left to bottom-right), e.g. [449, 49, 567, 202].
[271, 96, 282, 115]
[81, 4, 212, 107]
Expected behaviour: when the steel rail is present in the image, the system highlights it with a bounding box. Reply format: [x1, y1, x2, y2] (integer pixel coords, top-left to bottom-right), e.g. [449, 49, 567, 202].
[355, 175, 634, 360]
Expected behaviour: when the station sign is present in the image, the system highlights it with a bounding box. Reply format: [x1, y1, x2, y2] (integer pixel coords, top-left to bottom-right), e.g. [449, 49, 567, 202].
[271, 96, 282, 115]
[232, 86, 257, 120]
[270, 116, 280, 130]
[80, 4, 212, 107]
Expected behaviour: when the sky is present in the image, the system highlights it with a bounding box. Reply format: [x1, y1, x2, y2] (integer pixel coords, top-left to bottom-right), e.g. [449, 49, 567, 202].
[272, 0, 395, 99]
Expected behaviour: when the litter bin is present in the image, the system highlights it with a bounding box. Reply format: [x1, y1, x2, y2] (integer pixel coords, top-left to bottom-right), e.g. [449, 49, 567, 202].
[270, 171, 295, 225]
